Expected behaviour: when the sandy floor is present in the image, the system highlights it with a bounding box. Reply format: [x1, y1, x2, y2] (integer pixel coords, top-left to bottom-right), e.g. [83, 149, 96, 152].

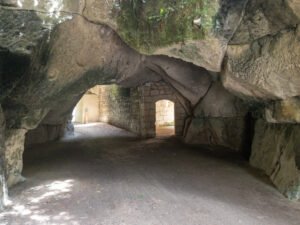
[156, 126, 175, 137]
[1, 123, 300, 225]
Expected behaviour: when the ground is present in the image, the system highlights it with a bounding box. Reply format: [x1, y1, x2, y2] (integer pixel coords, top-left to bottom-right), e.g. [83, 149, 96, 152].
[156, 125, 175, 136]
[1, 123, 300, 225]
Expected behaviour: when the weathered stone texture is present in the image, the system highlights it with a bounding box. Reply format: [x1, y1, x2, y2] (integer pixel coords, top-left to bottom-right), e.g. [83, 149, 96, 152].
[0, 4, 77, 55]
[114, 0, 248, 71]
[194, 82, 247, 118]
[185, 117, 247, 151]
[265, 97, 300, 123]
[0, 0, 249, 71]
[99, 85, 141, 134]
[98, 81, 187, 137]
[25, 123, 65, 146]
[231, 0, 300, 45]
[0, 106, 5, 209]
[4, 129, 27, 187]
[0, 0, 299, 203]
[223, 26, 300, 100]
[250, 120, 300, 200]
[184, 82, 248, 152]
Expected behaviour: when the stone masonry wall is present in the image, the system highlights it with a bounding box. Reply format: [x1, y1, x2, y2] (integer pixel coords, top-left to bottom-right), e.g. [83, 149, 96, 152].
[98, 82, 187, 137]
[98, 85, 141, 134]
[139, 81, 187, 137]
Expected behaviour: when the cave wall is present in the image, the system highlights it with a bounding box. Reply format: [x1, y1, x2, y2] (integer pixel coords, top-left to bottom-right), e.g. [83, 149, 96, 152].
[25, 123, 66, 146]
[221, 0, 300, 199]
[4, 129, 27, 187]
[98, 85, 142, 134]
[24, 91, 83, 147]
[184, 82, 249, 152]
[250, 120, 300, 199]
[0, 105, 6, 209]
[0, 0, 299, 206]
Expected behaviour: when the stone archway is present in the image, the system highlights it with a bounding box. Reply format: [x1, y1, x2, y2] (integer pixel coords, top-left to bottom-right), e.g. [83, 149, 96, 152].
[72, 86, 101, 124]
[2, 0, 299, 207]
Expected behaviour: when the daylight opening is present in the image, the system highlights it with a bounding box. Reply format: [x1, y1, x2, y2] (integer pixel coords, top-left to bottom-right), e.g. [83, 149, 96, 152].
[72, 86, 100, 124]
[155, 100, 175, 137]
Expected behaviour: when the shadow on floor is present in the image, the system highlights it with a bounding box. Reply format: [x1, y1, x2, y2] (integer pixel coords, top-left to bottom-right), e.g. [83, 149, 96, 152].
[1, 123, 300, 225]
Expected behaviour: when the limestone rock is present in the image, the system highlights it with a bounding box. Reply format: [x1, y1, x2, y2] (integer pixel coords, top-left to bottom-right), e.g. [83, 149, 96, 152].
[144, 56, 213, 105]
[223, 26, 300, 100]
[231, 0, 300, 44]
[287, 0, 300, 20]
[82, 0, 117, 29]
[184, 117, 247, 151]
[265, 97, 300, 123]
[0, 3, 77, 55]
[114, 0, 247, 71]
[0, 9, 46, 55]
[184, 82, 248, 151]
[0, 0, 17, 7]
[250, 120, 300, 200]
[1, 0, 300, 203]
[0, 106, 5, 209]
[153, 37, 227, 72]
[194, 82, 247, 117]
[4, 129, 27, 187]
[0, 0, 248, 71]
[0, 15, 218, 187]
[25, 124, 65, 146]
[25, 95, 79, 146]
[2, 15, 217, 130]
[85, 0, 246, 71]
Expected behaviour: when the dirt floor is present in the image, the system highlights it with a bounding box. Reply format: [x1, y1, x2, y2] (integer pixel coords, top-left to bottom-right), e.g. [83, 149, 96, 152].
[156, 125, 175, 137]
[1, 123, 300, 225]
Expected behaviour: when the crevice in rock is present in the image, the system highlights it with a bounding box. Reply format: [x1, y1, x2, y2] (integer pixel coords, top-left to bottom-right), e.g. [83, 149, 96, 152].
[241, 112, 255, 160]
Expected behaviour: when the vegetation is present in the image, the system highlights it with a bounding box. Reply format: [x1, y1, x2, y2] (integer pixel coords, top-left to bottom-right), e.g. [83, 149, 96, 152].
[115, 0, 219, 53]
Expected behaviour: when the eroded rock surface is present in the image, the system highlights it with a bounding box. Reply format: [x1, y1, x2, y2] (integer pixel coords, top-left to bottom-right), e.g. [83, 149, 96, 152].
[0, 105, 5, 209]
[0, 0, 300, 203]
[250, 120, 300, 200]
[1, 15, 220, 186]
[231, 0, 300, 45]
[265, 97, 300, 123]
[184, 82, 249, 151]
[223, 26, 300, 100]
[0, 0, 249, 71]
[4, 129, 27, 187]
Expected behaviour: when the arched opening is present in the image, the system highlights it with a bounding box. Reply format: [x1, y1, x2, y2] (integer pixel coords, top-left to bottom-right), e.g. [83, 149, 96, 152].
[155, 100, 175, 137]
[72, 86, 100, 125]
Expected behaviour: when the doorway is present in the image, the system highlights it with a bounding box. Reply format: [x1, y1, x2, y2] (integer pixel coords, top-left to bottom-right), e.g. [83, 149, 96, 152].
[155, 100, 175, 136]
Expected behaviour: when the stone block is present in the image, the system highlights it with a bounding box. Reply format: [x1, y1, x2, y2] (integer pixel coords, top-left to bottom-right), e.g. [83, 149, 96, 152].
[150, 90, 159, 95]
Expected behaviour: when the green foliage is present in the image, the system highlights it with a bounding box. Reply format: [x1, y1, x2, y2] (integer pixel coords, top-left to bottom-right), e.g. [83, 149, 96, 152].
[110, 85, 131, 98]
[116, 0, 219, 53]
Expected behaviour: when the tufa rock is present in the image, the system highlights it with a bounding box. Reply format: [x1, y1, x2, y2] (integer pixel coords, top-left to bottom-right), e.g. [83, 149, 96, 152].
[250, 119, 300, 200]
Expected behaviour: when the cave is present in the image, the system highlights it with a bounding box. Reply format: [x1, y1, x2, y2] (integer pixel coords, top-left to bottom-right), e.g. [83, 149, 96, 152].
[0, 0, 300, 224]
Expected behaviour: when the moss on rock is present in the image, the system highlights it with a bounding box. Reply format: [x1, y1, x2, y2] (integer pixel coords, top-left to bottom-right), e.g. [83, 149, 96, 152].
[116, 0, 218, 53]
